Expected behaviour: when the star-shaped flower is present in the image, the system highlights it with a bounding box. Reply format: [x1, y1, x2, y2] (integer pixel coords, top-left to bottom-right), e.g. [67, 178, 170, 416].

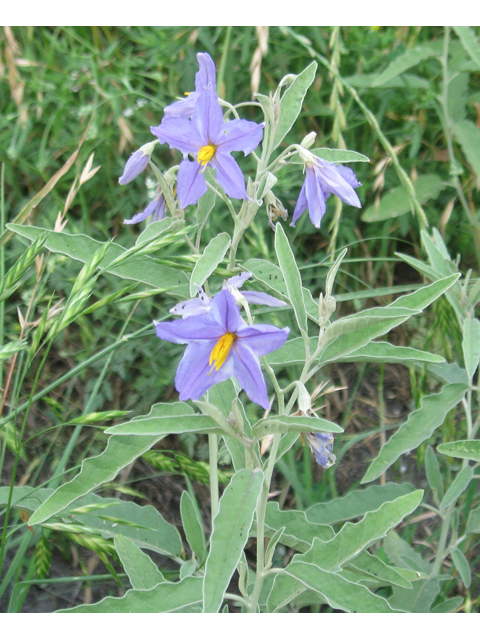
[151, 87, 263, 208]
[154, 289, 289, 409]
[291, 153, 362, 228]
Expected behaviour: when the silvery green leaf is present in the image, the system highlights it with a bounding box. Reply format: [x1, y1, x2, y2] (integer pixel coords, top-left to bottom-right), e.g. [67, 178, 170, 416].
[437, 439, 480, 463]
[451, 548, 471, 588]
[180, 491, 206, 565]
[439, 466, 473, 510]
[462, 316, 480, 379]
[425, 445, 444, 506]
[114, 535, 165, 590]
[189, 232, 231, 296]
[274, 224, 307, 335]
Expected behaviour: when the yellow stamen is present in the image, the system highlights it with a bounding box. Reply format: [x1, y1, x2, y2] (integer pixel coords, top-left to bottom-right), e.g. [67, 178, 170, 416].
[209, 332, 236, 372]
[198, 144, 217, 166]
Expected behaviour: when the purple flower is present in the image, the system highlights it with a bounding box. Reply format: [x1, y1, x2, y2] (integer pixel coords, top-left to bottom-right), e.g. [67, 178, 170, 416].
[163, 52, 216, 119]
[124, 192, 166, 225]
[155, 289, 289, 409]
[118, 141, 156, 185]
[306, 432, 336, 469]
[151, 87, 264, 208]
[291, 155, 362, 228]
[169, 272, 286, 318]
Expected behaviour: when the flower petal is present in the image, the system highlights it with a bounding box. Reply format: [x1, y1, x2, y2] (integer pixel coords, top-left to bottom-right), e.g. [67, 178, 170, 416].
[195, 52, 216, 92]
[192, 87, 224, 144]
[175, 341, 233, 401]
[209, 289, 244, 334]
[154, 314, 223, 344]
[305, 165, 327, 228]
[177, 159, 208, 208]
[232, 342, 270, 410]
[124, 194, 166, 225]
[118, 149, 150, 185]
[236, 325, 290, 356]
[211, 153, 247, 200]
[163, 94, 199, 119]
[241, 291, 287, 308]
[216, 119, 264, 155]
[291, 178, 308, 227]
[315, 161, 361, 208]
[151, 118, 202, 156]
[226, 272, 252, 288]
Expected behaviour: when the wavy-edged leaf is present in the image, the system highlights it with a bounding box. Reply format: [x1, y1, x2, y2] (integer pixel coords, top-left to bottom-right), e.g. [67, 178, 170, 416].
[296, 490, 423, 571]
[203, 469, 263, 613]
[453, 27, 480, 69]
[58, 577, 203, 613]
[115, 535, 166, 590]
[306, 482, 415, 525]
[252, 414, 343, 440]
[180, 491, 206, 564]
[362, 383, 468, 484]
[263, 502, 334, 553]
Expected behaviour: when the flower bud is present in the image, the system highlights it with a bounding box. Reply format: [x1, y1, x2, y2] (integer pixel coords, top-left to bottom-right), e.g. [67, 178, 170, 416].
[118, 141, 157, 185]
[300, 132, 317, 149]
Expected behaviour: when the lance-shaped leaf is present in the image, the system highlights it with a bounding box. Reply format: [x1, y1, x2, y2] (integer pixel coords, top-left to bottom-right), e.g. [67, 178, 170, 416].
[437, 439, 480, 463]
[273, 62, 317, 149]
[262, 502, 334, 553]
[453, 26, 480, 68]
[275, 224, 307, 335]
[58, 577, 203, 613]
[105, 414, 223, 437]
[389, 577, 442, 613]
[285, 562, 400, 612]
[306, 482, 415, 525]
[290, 148, 370, 164]
[294, 490, 423, 572]
[462, 316, 480, 379]
[336, 342, 445, 365]
[180, 491, 207, 565]
[29, 403, 195, 525]
[8, 223, 189, 294]
[439, 467, 473, 510]
[252, 414, 343, 441]
[372, 44, 440, 86]
[189, 232, 231, 296]
[115, 535, 166, 590]
[453, 119, 480, 181]
[362, 383, 468, 484]
[203, 469, 263, 612]
[345, 550, 413, 589]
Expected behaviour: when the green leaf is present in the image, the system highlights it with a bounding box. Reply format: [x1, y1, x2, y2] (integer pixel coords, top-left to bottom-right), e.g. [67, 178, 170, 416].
[337, 342, 444, 365]
[263, 502, 334, 553]
[451, 548, 471, 588]
[266, 571, 308, 612]
[345, 72, 430, 90]
[203, 469, 263, 612]
[389, 577, 441, 613]
[273, 62, 317, 149]
[431, 596, 464, 613]
[453, 27, 480, 69]
[29, 403, 195, 525]
[58, 577, 203, 612]
[437, 439, 480, 462]
[383, 530, 432, 574]
[387, 273, 460, 312]
[372, 45, 440, 86]
[362, 175, 445, 222]
[346, 550, 413, 589]
[73, 500, 182, 557]
[285, 562, 399, 612]
[180, 491, 206, 564]
[105, 413, 223, 437]
[452, 120, 480, 180]
[361, 383, 468, 484]
[189, 232, 231, 296]
[252, 414, 343, 440]
[462, 316, 480, 379]
[439, 466, 473, 510]
[7, 223, 189, 293]
[466, 505, 480, 533]
[114, 535, 165, 590]
[306, 483, 416, 525]
[274, 224, 307, 334]
[296, 490, 423, 571]
[425, 445, 444, 505]
[196, 188, 216, 225]
[290, 148, 370, 164]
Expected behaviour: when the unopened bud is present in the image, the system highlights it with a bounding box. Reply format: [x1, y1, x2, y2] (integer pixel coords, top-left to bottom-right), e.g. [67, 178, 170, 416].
[118, 140, 157, 185]
[300, 132, 317, 149]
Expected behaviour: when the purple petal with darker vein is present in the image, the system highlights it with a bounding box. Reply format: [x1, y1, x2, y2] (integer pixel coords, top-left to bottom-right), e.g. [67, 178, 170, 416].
[154, 314, 223, 344]
[175, 341, 233, 401]
[241, 291, 287, 307]
[209, 289, 243, 333]
[218, 119, 264, 155]
[195, 53, 216, 91]
[334, 163, 362, 188]
[177, 159, 208, 208]
[124, 194, 166, 225]
[151, 118, 201, 156]
[211, 153, 247, 200]
[315, 162, 361, 208]
[192, 87, 224, 144]
[237, 325, 289, 356]
[232, 342, 269, 409]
